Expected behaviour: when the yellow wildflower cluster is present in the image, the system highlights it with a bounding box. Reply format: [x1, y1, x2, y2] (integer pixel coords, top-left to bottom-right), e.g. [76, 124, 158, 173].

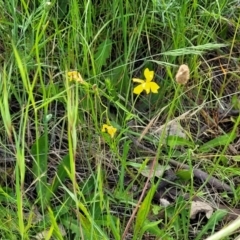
[67, 66, 189, 139]
[102, 124, 117, 138]
[67, 71, 84, 83]
[132, 68, 160, 94]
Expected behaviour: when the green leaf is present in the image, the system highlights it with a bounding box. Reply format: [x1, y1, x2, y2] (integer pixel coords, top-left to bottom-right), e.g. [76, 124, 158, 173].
[198, 133, 236, 153]
[167, 136, 195, 148]
[31, 133, 50, 206]
[176, 170, 192, 180]
[105, 78, 118, 100]
[128, 160, 170, 178]
[61, 214, 99, 240]
[231, 95, 240, 109]
[45, 154, 71, 204]
[140, 164, 170, 178]
[195, 209, 227, 240]
[133, 183, 157, 240]
[141, 219, 163, 237]
[98, 214, 120, 240]
[232, 156, 240, 162]
[94, 38, 112, 72]
[161, 43, 227, 56]
[152, 205, 161, 215]
[59, 182, 108, 239]
[56, 0, 69, 19]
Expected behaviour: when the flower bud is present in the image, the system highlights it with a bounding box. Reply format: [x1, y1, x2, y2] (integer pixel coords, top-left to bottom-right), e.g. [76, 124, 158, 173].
[175, 64, 190, 85]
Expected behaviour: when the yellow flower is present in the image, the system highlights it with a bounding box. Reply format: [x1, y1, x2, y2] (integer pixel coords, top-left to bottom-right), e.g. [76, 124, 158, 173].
[102, 124, 117, 138]
[67, 71, 84, 83]
[132, 68, 160, 94]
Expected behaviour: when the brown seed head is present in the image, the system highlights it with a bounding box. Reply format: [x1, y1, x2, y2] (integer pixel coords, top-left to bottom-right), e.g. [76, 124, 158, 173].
[175, 64, 190, 85]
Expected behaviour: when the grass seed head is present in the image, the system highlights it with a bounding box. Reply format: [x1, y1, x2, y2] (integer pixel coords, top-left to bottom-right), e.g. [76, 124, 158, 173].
[175, 64, 190, 85]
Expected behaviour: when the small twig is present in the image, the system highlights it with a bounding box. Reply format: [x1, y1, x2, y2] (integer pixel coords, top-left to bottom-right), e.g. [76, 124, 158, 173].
[219, 109, 240, 118]
[131, 137, 233, 192]
[170, 159, 233, 192]
[121, 155, 158, 240]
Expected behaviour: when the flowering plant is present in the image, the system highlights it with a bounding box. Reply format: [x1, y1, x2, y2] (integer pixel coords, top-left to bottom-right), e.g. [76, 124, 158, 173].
[132, 68, 160, 94]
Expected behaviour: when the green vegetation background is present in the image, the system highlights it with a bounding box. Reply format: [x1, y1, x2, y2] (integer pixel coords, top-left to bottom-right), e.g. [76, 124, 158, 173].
[0, 0, 239, 239]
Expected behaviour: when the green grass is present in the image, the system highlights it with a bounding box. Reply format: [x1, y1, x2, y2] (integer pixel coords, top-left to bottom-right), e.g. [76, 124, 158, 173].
[0, 0, 240, 239]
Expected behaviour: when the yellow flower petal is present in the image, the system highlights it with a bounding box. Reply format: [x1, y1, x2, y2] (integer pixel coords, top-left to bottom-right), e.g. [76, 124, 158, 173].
[102, 124, 107, 132]
[67, 71, 84, 83]
[101, 124, 117, 138]
[150, 82, 160, 93]
[144, 68, 154, 82]
[133, 84, 144, 94]
[144, 82, 151, 94]
[107, 126, 117, 138]
[132, 68, 159, 95]
[132, 78, 145, 83]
